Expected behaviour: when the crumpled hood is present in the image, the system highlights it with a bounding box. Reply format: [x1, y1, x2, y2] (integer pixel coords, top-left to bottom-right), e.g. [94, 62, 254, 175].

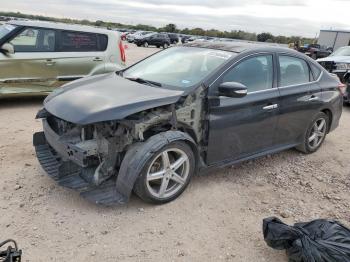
[44, 73, 184, 125]
[317, 56, 350, 63]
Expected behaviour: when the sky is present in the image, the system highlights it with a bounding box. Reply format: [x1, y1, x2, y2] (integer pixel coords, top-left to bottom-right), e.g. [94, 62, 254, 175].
[2, 0, 350, 37]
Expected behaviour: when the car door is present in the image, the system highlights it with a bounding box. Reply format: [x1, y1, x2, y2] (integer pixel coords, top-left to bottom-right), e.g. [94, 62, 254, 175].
[53, 30, 107, 86]
[0, 26, 58, 95]
[206, 53, 280, 165]
[156, 34, 164, 46]
[275, 54, 323, 146]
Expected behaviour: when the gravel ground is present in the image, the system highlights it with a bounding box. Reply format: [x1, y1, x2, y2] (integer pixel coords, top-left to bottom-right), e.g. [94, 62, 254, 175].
[0, 44, 349, 261]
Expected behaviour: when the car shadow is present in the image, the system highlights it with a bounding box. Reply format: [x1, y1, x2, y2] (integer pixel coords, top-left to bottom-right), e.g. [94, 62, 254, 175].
[343, 104, 350, 112]
[0, 96, 45, 109]
[78, 148, 302, 212]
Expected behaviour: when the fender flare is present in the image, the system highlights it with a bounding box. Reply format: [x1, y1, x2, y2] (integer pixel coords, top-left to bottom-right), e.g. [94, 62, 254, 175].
[116, 131, 198, 201]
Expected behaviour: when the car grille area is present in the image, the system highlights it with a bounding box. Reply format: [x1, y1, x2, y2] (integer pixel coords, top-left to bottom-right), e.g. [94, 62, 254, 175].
[33, 132, 127, 206]
[318, 61, 336, 72]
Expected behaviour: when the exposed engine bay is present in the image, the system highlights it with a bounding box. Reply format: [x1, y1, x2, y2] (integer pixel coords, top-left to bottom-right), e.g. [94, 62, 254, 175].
[33, 88, 207, 205]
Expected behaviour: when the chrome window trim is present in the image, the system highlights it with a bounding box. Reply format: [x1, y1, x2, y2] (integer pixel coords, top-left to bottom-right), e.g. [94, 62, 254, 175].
[276, 53, 323, 88]
[277, 71, 323, 89]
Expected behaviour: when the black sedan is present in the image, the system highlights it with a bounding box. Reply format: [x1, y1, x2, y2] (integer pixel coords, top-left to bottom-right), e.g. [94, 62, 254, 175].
[134, 33, 171, 48]
[33, 42, 343, 205]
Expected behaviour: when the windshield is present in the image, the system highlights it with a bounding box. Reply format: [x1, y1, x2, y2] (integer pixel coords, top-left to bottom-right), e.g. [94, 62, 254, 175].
[0, 24, 17, 40]
[331, 46, 350, 57]
[123, 47, 234, 89]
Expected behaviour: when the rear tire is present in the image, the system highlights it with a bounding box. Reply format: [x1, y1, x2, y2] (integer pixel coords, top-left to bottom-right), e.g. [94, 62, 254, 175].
[296, 112, 329, 154]
[144, 42, 149, 48]
[134, 141, 195, 204]
[163, 43, 169, 49]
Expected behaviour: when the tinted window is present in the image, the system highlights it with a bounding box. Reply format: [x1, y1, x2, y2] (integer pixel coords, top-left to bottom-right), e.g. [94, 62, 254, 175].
[58, 31, 107, 52]
[222, 55, 273, 93]
[10, 27, 55, 52]
[279, 56, 311, 86]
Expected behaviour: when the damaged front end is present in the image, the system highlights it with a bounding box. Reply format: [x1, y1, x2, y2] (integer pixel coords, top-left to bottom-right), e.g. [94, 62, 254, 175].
[33, 87, 207, 205]
[33, 112, 134, 205]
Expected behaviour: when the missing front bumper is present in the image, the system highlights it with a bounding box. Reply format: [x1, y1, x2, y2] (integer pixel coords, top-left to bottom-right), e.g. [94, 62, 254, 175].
[33, 132, 127, 205]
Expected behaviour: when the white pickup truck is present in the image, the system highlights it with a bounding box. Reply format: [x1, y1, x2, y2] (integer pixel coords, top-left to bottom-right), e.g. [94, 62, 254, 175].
[318, 46, 350, 104]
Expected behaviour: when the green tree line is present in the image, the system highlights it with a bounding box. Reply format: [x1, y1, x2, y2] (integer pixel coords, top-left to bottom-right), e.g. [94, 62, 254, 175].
[0, 11, 315, 44]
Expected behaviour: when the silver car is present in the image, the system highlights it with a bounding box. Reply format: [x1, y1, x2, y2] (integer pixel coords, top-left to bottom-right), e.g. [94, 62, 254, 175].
[0, 20, 126, 97]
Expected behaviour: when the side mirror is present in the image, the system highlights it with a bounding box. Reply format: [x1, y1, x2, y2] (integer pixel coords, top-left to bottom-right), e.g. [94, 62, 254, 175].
[1, 43, 15, 55]
[218, 82, 248, 98]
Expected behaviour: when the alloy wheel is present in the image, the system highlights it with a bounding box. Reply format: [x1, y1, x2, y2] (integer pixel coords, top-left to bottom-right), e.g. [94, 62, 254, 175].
[308, 118, 327, 150]
[146, 148, 190, 199]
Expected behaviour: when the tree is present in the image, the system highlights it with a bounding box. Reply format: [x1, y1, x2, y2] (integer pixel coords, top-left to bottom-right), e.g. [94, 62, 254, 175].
[257, 32, 274, 42]
[0, 11, 316, 45]
[95, 20, 104, 27]
[163, 23, 177, 33]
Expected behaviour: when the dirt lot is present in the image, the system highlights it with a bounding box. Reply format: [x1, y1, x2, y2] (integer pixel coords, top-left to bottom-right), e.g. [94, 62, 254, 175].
[0, 44, 349, 261]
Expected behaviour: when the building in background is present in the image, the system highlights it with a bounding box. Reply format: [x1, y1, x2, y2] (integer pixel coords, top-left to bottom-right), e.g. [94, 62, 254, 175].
[318, 29, 350, 51]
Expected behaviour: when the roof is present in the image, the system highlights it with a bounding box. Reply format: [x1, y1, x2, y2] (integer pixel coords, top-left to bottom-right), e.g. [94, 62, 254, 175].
[320, 29, 350, 34]
[7, 20, 115, 35]
[183, 40, 292, 53]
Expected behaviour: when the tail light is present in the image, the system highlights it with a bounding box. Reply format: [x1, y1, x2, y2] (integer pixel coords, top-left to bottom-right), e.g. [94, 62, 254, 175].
[338, 83, 347, 95]
[119, 40, 126, 63]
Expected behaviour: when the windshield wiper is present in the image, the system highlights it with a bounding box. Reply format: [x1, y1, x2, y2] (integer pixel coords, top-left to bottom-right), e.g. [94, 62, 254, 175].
[125, 77, 162, 87]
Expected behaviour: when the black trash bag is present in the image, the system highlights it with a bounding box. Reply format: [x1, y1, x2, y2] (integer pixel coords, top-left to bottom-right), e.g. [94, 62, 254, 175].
[263, 217, 350, 262]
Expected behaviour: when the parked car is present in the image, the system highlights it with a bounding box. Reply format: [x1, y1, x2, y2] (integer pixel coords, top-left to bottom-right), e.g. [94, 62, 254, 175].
[179, 34, 192, 43]
[120, 32, 128, 41]
[134, 33, 171, 48]
[167, 33, 179, 44]
[0, 20, 126, 98]
[318, 46, 350, 104]
[127, 31, 151, 43]
[33, 42, 343, 205]
[298, 44, 332, 59]
[187, 36, 200, 42]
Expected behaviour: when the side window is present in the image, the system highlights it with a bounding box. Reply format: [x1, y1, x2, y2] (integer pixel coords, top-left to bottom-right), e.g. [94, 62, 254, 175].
[222, 55, 273, 93]
[10, 27, 55, 52]
[59, 31, 99, 52]
[279, 55, 311, 86]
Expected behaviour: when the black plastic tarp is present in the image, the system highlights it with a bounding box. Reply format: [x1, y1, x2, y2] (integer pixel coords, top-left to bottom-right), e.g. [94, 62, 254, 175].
[263, 217, 350, 262]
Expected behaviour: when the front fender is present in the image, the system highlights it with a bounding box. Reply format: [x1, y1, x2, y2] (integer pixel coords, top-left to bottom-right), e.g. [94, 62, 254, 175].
[116, 131, 197, 201]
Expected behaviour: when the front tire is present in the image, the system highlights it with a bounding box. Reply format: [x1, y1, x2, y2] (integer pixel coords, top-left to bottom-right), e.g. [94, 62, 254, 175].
[296, 112, 329, 154]
[144, 42, 149, 48]
[163, 43, 169, 49]
[134, 141, 195, 204]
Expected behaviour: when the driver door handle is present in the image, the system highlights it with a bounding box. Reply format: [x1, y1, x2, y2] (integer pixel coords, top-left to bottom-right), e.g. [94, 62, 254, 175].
[46, 59, 56, 66]
[263, 104, 278, 110]
[308, 95, 319, 101]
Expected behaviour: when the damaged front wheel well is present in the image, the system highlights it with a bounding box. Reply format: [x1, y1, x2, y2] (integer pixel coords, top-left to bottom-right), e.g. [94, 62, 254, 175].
[142, 122, 199, 145]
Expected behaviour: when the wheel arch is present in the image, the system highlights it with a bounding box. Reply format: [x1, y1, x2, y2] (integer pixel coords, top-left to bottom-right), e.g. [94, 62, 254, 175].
[321, 108, 333, 133]
[115, 131, 199, 201]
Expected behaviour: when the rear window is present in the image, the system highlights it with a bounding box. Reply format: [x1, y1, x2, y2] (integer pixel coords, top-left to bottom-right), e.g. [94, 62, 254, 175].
[58, 31, 108, 52]
[279, 55, 311, 86]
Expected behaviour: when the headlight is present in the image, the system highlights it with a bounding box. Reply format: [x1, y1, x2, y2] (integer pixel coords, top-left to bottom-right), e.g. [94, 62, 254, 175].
[336, 63, 350, 70]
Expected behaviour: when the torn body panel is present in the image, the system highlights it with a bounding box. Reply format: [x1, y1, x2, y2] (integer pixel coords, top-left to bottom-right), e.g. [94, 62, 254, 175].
[34, 86, 207, 205]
